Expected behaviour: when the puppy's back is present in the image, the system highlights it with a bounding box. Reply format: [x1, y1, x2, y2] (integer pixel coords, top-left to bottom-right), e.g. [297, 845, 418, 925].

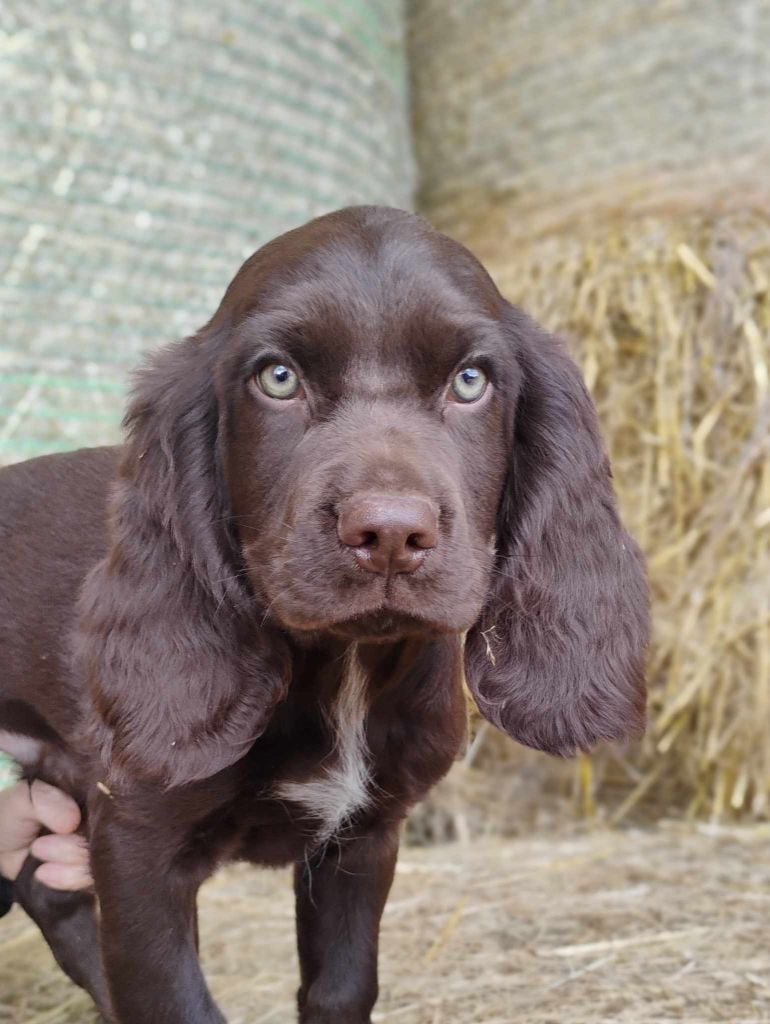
[0, 447, 118, 717]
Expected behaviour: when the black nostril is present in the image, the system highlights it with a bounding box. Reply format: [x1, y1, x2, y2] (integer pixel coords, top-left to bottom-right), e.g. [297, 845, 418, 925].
[360, 531, 378, 548]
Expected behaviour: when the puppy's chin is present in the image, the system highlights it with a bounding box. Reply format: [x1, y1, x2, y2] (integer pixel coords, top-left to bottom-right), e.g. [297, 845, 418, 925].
[261, 574, 488, 640]
[326, 610, 449, 643]
[268, 601, 461, 644]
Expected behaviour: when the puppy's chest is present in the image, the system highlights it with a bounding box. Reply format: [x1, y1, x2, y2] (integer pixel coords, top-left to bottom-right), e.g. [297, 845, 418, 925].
[272, 656, 372, 842]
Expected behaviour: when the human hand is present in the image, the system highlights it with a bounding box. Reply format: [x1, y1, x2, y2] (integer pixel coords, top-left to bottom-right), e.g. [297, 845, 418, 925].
[0, 780, 92, 890]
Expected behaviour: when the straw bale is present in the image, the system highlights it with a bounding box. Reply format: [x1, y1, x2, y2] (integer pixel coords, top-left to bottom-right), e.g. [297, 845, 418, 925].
[409, 0, 770, 236]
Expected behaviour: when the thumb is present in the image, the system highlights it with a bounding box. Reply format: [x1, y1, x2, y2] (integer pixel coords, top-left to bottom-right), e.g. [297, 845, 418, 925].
[29, 781, 82, 835]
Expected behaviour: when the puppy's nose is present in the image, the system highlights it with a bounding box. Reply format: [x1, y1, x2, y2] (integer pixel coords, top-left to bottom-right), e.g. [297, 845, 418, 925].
[337, 495, 438, 575]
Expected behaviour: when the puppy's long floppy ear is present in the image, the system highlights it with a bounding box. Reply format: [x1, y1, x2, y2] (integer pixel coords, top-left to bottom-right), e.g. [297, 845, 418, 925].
[75, 323, 290, 789]
[465, 306, 649, 757]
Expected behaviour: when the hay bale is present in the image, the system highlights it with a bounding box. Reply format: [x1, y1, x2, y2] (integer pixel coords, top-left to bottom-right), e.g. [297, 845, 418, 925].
[466, 207, 770, 824]
[408, 2, 770, 821]
[409, 0, 770, 235]
[0, 0, 413, 464]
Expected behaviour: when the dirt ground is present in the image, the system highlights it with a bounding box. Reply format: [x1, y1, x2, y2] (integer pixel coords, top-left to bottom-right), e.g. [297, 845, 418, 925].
[1, 823, 769, 1024]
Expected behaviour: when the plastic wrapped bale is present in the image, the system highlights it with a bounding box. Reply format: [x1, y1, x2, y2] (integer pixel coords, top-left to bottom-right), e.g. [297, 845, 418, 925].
[408, 0, 770, 822]
[0, 0, 413, 464]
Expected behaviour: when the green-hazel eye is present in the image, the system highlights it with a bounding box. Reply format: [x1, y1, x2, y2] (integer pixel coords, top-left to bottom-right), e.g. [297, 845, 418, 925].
[257, 363, 301, 400]
[451, 366, 487, 403]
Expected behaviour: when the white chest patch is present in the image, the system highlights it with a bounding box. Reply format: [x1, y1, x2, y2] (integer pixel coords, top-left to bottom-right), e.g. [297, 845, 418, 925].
[275, 647, 371, 841]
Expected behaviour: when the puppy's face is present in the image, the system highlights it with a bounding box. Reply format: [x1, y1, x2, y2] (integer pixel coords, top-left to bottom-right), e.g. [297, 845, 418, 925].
[111, 205, 646, 767]
[221, 212, 517, 641]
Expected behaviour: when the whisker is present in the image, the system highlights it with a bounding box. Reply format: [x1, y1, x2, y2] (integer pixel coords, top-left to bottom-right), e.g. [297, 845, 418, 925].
[211, 566, 254, 586]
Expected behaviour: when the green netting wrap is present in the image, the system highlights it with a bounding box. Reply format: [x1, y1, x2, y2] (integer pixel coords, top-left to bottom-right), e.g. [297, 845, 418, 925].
[0, 0, 413, 464]
[0, 752, 19, 790]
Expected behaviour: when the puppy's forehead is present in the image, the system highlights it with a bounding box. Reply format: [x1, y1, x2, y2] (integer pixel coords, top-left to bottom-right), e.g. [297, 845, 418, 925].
[237, 226, 502, 372]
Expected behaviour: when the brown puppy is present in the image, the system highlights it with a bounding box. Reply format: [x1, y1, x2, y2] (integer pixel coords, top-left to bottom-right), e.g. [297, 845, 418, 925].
[0, 206, 648, 1024]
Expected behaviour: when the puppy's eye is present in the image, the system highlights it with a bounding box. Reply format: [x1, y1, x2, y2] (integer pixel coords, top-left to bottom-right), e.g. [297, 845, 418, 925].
[450, 366, 487, 403]
[257, 363, 301, 400]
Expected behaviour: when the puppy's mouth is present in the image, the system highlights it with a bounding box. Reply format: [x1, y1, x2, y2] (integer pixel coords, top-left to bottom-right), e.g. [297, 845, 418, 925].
[326, 608, 448, 643]
[265, 591, 459, 642]
[257, 541, 488, 639]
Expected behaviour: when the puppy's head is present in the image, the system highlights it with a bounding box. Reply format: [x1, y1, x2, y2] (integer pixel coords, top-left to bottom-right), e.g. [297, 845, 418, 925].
[219, 208, 512, 642]
[94, 206, 647, 787]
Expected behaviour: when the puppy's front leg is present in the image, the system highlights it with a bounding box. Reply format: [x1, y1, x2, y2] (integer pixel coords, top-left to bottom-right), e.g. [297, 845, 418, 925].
[14, 853, 114, 1021]
[90, 799, 225, 1024]
[294, 823, 399, 1024]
